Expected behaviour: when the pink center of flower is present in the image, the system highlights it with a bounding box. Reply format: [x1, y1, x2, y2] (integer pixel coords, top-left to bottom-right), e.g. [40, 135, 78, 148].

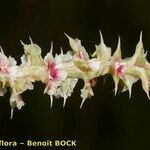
[47, 62, 58, 80]
[116, 64, 125, 76]
[75, 51, 86, 60]
[78, 51, 84, 59]
[0, 59, 8, 73]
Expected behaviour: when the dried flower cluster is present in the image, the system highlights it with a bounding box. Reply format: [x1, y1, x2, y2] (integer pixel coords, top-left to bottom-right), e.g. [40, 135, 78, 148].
[0, 31, 149, 118]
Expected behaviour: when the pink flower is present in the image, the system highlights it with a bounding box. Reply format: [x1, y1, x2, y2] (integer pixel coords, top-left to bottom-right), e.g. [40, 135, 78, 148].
[116, 64, 125, 76]
[44, 44, 67, 108]
[47, 62, 59, 81]
[114, 61, 125, 76]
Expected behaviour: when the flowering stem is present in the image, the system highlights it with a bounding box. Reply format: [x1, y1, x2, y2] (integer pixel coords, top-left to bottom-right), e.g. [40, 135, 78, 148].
[0, 31, 149, 118]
